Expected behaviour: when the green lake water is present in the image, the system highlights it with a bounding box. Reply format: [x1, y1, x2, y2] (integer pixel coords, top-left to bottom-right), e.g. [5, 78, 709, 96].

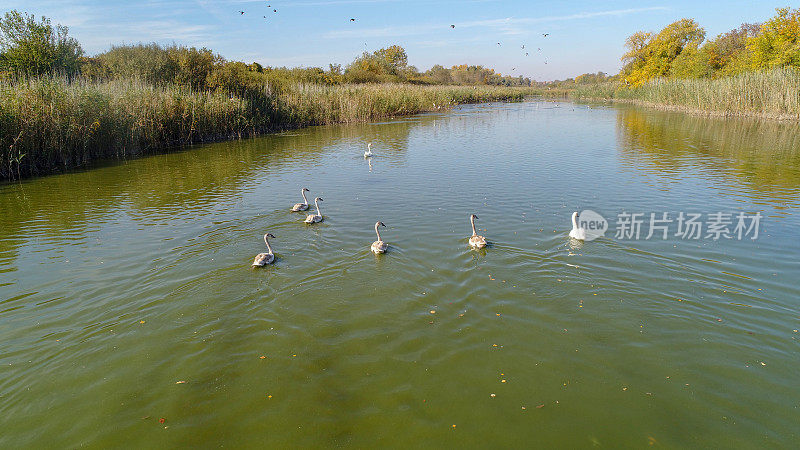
[1, 101, 799, 447]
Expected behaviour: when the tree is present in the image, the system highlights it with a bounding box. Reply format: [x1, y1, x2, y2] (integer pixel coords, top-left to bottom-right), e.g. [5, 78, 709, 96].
[621, 19, 705, 85]
[748, 7, 800, 69]
[373, 45, 407, 73]
[170, 46, 216, 90]
[425, 64, 452, 84]
[0, 10, 83, 76]
[97, 43, 178, 85]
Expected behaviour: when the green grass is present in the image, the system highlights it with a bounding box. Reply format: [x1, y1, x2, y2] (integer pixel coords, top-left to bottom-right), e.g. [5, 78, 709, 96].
[571, 68, 800, 119]
[0, 78, 545, 180]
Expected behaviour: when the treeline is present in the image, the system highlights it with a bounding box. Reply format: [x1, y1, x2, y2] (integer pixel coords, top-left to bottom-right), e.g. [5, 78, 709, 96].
[0, 10, 530, 89]
[620, 7, 800, 86]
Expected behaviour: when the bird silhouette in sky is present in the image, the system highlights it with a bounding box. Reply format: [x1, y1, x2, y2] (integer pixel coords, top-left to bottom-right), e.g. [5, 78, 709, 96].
[238, 10, 244, 15]
[351, 18, 356, 21]
[450, 24, 455, 28]
[542, 33, 549, 37]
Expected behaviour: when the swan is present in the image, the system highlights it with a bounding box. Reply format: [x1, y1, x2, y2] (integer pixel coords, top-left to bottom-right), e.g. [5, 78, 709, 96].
[370, 221, 388, 254]
[468, 214, 487, 249]
[569, 211, 587, 240]
[291, 187, 310, 211]
[252, 233, 276, 266]
[304, 197, 324, 223]
[364, 143, 373, 158]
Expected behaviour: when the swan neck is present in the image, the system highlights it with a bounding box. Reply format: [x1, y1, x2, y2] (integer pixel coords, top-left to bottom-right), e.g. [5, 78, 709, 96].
[571, 213, 578, 229]
[264, 236, 273, 254]
[315, 199, 321, 215]
[375, 223, 382, 241]
[301, 189, 308, 204]
[470, 216, 477, 236]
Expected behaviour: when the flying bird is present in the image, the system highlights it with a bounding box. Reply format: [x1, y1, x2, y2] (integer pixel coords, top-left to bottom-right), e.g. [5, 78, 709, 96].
[525, 52, 529, 56]
[238, 10, 245, 15]
[542, 33, 549, 37]
[496, 42, 501, 46]
[521, 45, 525, 49]
[350, 18, 356, 21]
[273, 9, 277, 12]
[450, 24, 455, 28]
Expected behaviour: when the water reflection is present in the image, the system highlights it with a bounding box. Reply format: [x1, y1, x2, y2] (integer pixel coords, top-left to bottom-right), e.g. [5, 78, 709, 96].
[616, 107, 800, 209]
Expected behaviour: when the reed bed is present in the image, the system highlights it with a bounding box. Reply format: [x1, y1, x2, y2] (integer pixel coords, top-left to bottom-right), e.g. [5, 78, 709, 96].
[0, 78, 541, 180]
[572, 68, 800, 120]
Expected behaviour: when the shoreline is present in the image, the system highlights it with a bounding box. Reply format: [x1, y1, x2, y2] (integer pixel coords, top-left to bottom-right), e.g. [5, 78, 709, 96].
[1, 81, 547, 182]
[577, 97, 800, 122]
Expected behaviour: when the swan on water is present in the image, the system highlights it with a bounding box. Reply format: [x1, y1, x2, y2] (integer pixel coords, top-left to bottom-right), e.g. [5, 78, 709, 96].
[304, 197, 324, 223]
[569, 211, 587, 240]
[364, 143, 373, 158]
[371, 221, 388, 254]
[468, 214, 487, 249]
[252, 233, 276, 266]
[291, 188, 310, 211]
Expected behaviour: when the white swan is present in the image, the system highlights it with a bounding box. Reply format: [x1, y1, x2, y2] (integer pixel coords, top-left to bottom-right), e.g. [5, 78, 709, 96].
[370, 221, 388, 254]
[569, 211, 587, 240]
[252, 233, 276, 266]
[291, 187, 310, 211]
[364, 143, 373, 158]
[304, 197, 324, 223]
[468, 214, 487, 249]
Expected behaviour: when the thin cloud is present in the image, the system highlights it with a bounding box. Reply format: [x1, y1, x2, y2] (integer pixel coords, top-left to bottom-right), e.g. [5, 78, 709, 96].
[325, 6, 669, 39]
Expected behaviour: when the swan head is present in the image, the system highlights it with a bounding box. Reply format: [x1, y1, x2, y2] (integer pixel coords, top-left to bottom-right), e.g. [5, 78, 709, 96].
[471, 214, 479, 220]
[302, 187, 309, 192]
[316, 197, 323, 202]
[368, 143, 372, 149]
[377, 221, 386, 227]
[265, 233, 276, 239]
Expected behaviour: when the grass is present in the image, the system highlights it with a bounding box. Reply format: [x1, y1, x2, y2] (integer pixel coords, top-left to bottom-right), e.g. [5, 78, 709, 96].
[571, 68, 800, 120]
[0, 78, 546, 180]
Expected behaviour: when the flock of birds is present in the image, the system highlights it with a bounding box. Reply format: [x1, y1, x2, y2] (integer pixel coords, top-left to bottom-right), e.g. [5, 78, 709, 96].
[234, 4, 553, 71]
[252, 143, 588, 266]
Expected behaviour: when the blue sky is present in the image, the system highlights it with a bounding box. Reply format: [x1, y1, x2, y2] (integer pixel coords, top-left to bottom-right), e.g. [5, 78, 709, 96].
[0, 0, 791, 80]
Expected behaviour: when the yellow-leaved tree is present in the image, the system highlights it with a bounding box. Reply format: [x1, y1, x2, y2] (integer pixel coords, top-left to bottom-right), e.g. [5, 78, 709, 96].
[748, 7, 800, 69]
[621, 19, 705, 86]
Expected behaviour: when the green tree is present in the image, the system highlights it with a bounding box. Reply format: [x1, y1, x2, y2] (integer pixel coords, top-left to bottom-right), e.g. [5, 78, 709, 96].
[97, 43, 178, 85]
[373, 45, 407, 73]
[425, 64, 452, 84]
[0, 10, 83, 76]
[169, 46, 216, 90]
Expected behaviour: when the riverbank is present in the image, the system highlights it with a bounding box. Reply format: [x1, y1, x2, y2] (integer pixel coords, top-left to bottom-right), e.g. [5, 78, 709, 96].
[571, 68, 800, 121]
[0, 78, 548, 181]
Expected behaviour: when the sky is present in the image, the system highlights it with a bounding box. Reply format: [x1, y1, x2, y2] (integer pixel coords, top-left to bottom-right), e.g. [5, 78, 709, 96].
[0, 0, 792, 80]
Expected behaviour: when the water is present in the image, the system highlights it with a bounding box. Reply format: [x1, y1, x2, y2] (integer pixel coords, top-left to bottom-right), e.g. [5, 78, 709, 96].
[1, 101, 799, 447]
